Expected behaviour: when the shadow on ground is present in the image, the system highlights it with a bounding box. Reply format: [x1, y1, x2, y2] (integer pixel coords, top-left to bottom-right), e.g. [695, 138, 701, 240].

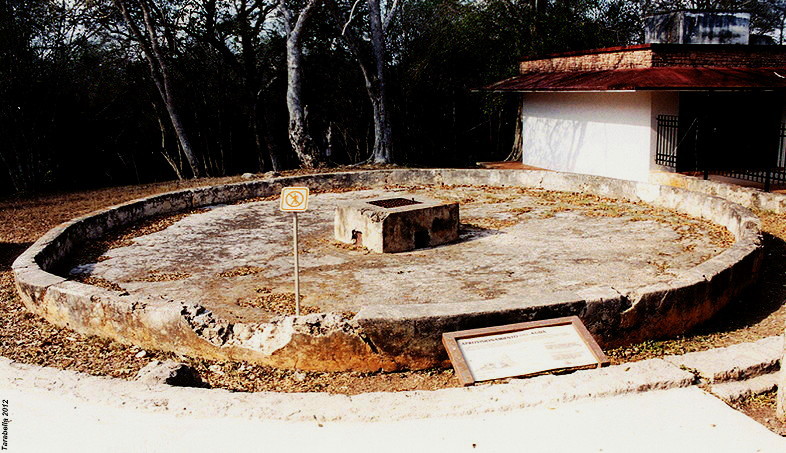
[690, 232, 786, 336]
[456, 222, 504, 242]
[0, 242, 32, 271]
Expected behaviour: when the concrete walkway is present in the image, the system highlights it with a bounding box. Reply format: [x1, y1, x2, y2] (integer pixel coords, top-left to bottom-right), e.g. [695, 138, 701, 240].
[1, 334, 785, 452]
[3, 386, 784, 453]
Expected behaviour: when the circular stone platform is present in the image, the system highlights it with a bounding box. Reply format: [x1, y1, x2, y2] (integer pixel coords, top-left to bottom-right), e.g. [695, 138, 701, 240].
[71, 186, 732, 324]
[12, 170, 763, 372]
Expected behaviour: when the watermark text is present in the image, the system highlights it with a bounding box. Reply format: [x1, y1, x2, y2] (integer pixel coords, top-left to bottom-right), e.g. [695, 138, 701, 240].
[2, 399, 10, 450]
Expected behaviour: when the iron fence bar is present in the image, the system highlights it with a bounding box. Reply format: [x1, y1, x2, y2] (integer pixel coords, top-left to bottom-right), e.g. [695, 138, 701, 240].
[689, 121, 786, 192]
[655, 115, 680, 168]
[657, 117, 786, 191]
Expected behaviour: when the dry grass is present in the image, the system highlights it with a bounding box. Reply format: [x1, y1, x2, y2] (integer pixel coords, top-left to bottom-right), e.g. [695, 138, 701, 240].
[235, 287, 321, 316]
[462, 218, 519, 230]
[218, 266, 265, 278]
[135, 272, 192, 282]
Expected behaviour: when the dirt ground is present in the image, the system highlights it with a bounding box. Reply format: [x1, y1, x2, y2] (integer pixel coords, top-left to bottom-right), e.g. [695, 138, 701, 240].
[730, 391, 786, 436]
[0, 169, 785, 432]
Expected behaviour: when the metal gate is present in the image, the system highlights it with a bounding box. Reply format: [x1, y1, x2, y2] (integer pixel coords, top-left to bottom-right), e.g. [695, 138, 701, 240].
[655, 116, 786, 192]
[655, 115, 679, 168]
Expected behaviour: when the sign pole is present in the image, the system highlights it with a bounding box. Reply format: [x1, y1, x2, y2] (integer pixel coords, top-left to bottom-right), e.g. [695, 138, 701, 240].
[293, 212, 301, 316]
[280, 186, 308, 317]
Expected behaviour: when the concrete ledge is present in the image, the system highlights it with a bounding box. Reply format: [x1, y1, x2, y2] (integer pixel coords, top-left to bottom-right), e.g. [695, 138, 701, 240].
[3, 336, 779, 422]
[0, 356, 694, 422]
[711, 373, 780, 403]
[664, 336, 782, 383]
[650, 171, 786, 213]
[12, 169, 763, 371]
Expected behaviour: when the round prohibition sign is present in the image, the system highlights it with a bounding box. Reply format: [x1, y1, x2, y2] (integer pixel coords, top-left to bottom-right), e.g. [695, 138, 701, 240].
[286, 191, 304, 208]
[280, 187, 310, 212]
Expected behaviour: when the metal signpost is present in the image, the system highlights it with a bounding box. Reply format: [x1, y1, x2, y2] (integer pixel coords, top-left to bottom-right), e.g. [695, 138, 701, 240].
[280, 187, 310, 316]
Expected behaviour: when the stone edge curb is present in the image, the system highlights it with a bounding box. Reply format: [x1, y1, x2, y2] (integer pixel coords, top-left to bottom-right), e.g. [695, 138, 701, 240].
[650, 171, 786, 214]
[711, 374, 780, 404]
[10, 169, 764, 371]
[1, 336, 780, 423]
[0, 356, 694, 423]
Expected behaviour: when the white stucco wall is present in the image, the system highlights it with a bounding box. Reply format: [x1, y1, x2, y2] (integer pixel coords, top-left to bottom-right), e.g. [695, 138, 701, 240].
[521, 92, 657, 182]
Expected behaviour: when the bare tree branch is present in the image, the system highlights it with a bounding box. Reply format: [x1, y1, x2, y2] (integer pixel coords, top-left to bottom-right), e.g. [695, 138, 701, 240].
[342, 0, 363, 36]
[111, 0, 201, 177]
[292, 0, 320, 38]
[382, 0, 399, 32]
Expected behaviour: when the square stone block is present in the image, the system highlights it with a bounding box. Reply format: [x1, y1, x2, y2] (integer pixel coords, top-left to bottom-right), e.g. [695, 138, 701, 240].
[335, 196, 459, 253]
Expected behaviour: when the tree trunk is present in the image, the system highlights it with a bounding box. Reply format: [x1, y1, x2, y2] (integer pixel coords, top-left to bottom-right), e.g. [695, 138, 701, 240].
[259, 93, 283, 171]
[280, 0, 320, 168]
[156, 111, 184, 180]
[113, 0, 201, 178]
[163, 98, 200, 177]
[507, 98, 524, 162]
[781, 14, 785, 45]
[336, 0, 398, 164]
[203, 0, 281, 172]
[367, 0, 393, 164]
[369, 90, 392, 164]
[238, 5, 270, 172]
[285, 33, 317, 168]
[529, 0, 541, 38]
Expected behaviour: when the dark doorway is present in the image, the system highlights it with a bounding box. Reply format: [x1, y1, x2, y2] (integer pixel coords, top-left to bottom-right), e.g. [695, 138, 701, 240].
[414, 229, 430, 248]
[676, 92, 783, 172]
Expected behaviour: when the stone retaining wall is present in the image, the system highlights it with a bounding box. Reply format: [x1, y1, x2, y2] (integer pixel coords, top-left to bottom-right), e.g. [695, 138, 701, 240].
[649, 172, 786, 214]
[12, 169, 763, 372]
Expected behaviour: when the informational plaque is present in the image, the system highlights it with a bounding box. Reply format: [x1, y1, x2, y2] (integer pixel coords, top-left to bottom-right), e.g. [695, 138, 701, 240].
[442, 316, 609, 386]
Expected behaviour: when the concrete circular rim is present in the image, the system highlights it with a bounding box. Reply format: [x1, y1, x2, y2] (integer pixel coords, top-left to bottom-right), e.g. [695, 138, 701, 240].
[11, 169, 763, 372]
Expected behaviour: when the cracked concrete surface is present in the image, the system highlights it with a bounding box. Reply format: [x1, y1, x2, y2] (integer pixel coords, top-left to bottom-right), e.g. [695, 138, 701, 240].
[73, 187, 729, 323]
[13, 170, 762, 370]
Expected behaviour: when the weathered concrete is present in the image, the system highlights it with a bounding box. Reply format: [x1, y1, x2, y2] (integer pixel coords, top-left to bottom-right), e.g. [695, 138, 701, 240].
[4, 338, 785, 452]
[8, 383, 786, 453]
[0, 355, 694, 422]
[4, 337, 780, 422]
[12, 169, 763, 371]
[84, 188, 726, 318]
[711, 373, 779, 403]
[650, 171, 786, 214]
[334, 195, 459, 252]
[664, 336, 782, 384]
